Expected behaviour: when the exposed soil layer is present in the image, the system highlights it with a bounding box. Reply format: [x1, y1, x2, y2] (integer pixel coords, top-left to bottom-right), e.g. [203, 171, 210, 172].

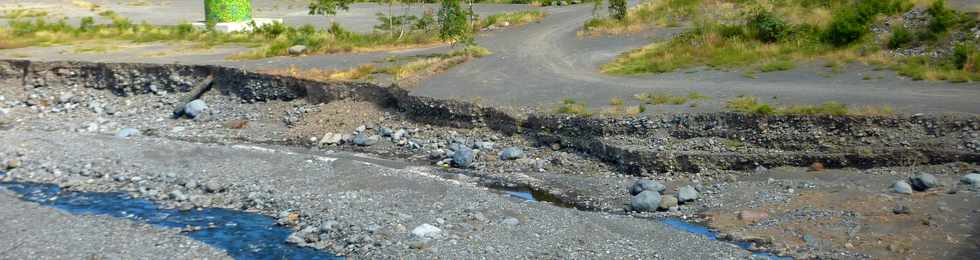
[1, 60, 979, 259]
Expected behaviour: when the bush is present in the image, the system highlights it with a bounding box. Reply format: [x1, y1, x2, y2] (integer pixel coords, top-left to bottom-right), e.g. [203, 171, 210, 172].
[823, 9, 867, 46]
[926, 0, 956, 35]
[438, 0, 472, 45]
[823, 0, 909, 46]
[748, 10, 788, 43]
[415, 10, 437, 31]
[79, 17, 96, 32]
[952, 44, 978, 71]
[888, 26, 911, 49]
[609, 0, 627, 21]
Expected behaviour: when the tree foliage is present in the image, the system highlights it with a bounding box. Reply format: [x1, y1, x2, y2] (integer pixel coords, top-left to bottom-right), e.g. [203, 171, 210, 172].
[438, 0, 472, 45]
[609, 0, 627, 21]
[308, 0, 355, 16]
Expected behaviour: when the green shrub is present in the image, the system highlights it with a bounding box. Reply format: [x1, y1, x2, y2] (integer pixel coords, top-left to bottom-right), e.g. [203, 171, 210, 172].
[823, 0, 909, 46]
[79, 17, 96, 32]
[888, 26, 911, 49]
[926, 0, 956, 35]
[609, 0, 628, 21]
[952, 43, 978, 70]
[748, 10, 787, 43]
[415, 10, 437, 31]
[438, 0, 472, 45]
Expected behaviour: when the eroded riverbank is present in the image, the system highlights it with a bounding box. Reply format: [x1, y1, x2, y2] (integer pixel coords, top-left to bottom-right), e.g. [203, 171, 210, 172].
[1, 60, 977, 259]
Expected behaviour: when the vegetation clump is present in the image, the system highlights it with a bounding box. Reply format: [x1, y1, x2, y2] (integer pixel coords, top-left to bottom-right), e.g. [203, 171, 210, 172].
[555, 99, 593, 117]
[725, 96, 895, 116]
[600, 0, 979, 82]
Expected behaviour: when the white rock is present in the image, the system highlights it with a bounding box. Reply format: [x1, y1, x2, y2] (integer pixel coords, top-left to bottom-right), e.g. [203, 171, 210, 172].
[411, 224, 444, 239]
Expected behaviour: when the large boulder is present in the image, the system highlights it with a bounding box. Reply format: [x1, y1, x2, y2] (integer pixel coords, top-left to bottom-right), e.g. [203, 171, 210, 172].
[630, 179, 666, 196]
[677, 185, 699, 203]
[411, 224, 444, 239]
[287, 45, 308, 55]
[892, 180, 913, 194]
[659, 194, 678, 210]
[909, 173, 939, 191]
[961, 173, 980, 188]
[184, 99, 208, 118]
[631, 190, 662, 212]
[451, 146, 475, 168]
[115, 128, 140, 138]
[353, 134, 380, 146]
[499, 147, 524, 160]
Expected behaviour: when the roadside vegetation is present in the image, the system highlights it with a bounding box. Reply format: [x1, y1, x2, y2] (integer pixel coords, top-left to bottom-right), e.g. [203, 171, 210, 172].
[598, 0, 979, 82]
[0, 12, 443, 58]
[0, 1, 537, 59]
[633, 91, 710, 105]
[481, 10, 547, 28]
[1, 8, 49, 19]
[725, 96, 895, 116]
[261, 45, 491, 83]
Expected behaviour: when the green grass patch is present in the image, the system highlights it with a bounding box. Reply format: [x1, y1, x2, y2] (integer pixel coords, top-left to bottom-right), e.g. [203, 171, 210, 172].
[481, 10, 547, 28]
[633, 91, 709, 105]
[600, 0, 979, 82]
[1, 8, 49, 19]
[555, 99, 593, 117]
[725, 96, 895, 116]
[1, 17, 443, 60]
[582, 0, 703, 36]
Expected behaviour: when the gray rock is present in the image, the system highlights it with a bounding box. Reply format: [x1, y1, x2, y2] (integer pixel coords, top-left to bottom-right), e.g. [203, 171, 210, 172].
[103, 105, 116, 115]
[380, 127, 394, 137]
[754, 165, 768, 173]
[500, 217, 520, 226]
[320, 220, 340, 233]
[961, 173, 980, 187]
[392, 129, 407, 140]
[115, 128, 140, 138]
[183, 100, 207, 118]
[286, 232, 306, 244]
[473, 141, 494, 150]
[909, 173, 939, 191]
[659, 194, 678, 210]
[353, 134, 380, 146]
[58, 93, 76, 104]
[451, 146, 475, 168]
[893, 180, 913, 194]
[631, 190, 662, 212]
[288, 45, 308, 55]
[630, 179, 666, 196]
[204, 182, 224, 193]
[319, 133, 343, 145]
[411, 224, 443, 239]
[499, 147, 524, 160]
[677, 185, 698, 202]
[169, 190, 188, 201]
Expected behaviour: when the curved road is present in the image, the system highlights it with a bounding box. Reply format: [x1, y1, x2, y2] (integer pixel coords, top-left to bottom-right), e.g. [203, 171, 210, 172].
[414, 4, 980, 114]
[2, 1, 978, 114]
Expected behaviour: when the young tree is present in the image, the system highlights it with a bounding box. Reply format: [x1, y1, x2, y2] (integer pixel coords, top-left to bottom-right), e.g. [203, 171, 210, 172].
[438, 0, 472, 45]
[308, 0, 355, 16]
[609, 0, 627, 21]
[592, 0, 604, 19]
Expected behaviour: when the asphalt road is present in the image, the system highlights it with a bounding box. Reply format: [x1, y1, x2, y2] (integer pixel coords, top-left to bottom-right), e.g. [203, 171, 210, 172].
[1, 0, 978, 114]
[413, 4, 980, 114]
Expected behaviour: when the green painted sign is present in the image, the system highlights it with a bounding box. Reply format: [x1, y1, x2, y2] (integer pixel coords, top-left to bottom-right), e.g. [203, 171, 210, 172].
[204, 0, 253, 23]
